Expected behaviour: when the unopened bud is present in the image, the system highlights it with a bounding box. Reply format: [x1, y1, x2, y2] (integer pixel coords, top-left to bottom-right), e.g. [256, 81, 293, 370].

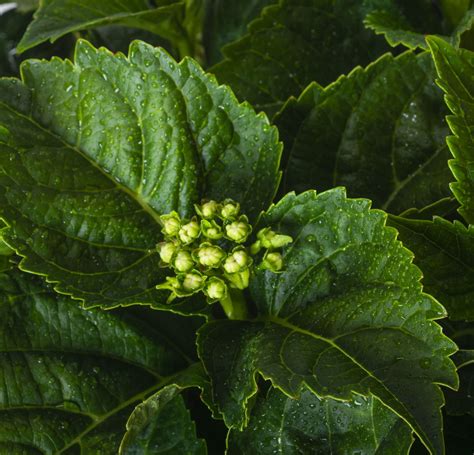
[160, 212, 181, 237]
[261, 252, 283, 272]
[204, 277, 227, 301]
[182, 272, 206, 292]
[225, 216, 252, 243]
[257, 228, 293, 249]
[201, 219, 223, 240]
[220, 199, 240, 220]
[196, 200, 221, 219]
[173, 250, 194, 272]
[223, 249, 251, 274]
[157, 241, 177, 264]
[195, 243, 226, 268]
[179, 219, 200, 244]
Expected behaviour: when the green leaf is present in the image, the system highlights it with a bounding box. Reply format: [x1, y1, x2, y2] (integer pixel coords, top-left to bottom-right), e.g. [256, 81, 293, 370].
[227, 387, 413, 455]
[429, 36, 474, 224]
[0, 266, 205, 453]
[0, 39, 280, 310]
[198, 188, 458, 455]
[445, 350, 474, 416]
[203, 0, 275, 65]
[120, 364, 211, 454]
[275, 51, 451, 213]
[387, 215, 474, 321]
[16, 0, 186, 53]
[211, 0, 391, 116]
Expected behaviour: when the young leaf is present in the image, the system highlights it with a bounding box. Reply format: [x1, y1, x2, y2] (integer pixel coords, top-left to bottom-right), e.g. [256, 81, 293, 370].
[0, 39, 281, 310]
[227, 388, 414, 455]
[211, 0, 390, 116]
[0, 267, 204, 453]
[388, 215, 474, 321]
[276, 51, 451, 213]
[16, 0, 185, 53]
[428, 36, 474, 224]
[198, 188, 458, 455]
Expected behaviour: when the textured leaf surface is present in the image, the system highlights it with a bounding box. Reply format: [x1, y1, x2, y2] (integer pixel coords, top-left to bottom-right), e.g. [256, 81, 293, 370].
[388, 215, 474, 321]
[211, 0, 390, 116]
[17, 0, 185, 52]
[198, 188, 458, 455]
[0, 39, 280, 310]
[0, 267, 203, 453]
[203, 0, 275, 65]
[228, 388, 413, 455]
[276, 51, 451, 213]
[429, 36, 474, 224]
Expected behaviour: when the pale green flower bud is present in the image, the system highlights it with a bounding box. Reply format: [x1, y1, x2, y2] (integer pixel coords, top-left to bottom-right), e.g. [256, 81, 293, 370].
[179, 219, 200, 244]
[201, 219, 223, 240]
[173, 250, 194, 272]
[250, 240, 262, 255]
[223, 249, 251, 274]
[182, 272, 206, 292]
[156, 241, 177, 264]
[160, 212, 181, 237]
[196, 200, 221, 219]
[225, 216, 252, 243]
[220, 199, 240, 220]
[195, 243, 226, 268]
[257, 228, 293, 249]
[261, 252, 283, 272]
[204, 277, 227, 301]
[225, 268, 250, 290]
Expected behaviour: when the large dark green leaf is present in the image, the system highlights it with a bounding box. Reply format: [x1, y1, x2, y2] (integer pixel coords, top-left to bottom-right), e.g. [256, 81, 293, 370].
[198, 188, 458, 455]
[387, 215, 474, 321]
[0, 39, 280, 311]
[16, 0, 186, 53]
[275, 51, 451, 213]
[428, 36, 474, 223]
[211, 0, 391, 116]
[0, 267, 206, 453]
[228, 387, 413, 455]
[203, 0, 275, 65]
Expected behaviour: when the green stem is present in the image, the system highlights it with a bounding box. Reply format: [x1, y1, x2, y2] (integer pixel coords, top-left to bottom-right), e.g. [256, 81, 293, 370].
[219, 289, 248, 320]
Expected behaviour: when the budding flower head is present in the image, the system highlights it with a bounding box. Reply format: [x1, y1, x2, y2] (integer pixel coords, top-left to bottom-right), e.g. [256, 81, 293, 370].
[172, 250, 194, 272]
[160, 211, 181, 237]
[204, 277, 227, 302]
[225, 216, 252, 243]
[201, 219, 223, 240]
[157, 241, 177, 264]
[257, 227, 293, 249]
[196, 200, 221, 219]
[220, 199, 240, 220]
[194, 243, 226, 268]
[178, 219, 200, 244]
[261, 252, 283, 272]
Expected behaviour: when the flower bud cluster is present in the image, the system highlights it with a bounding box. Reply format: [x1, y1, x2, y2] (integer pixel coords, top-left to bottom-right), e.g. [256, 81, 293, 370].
[156, 199, 292, 304]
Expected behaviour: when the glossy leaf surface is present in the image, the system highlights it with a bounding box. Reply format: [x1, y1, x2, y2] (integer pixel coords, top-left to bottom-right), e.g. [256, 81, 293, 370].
[276, 51, 451, 213]
[0, 39, 280, 310]
[228, 388, 413, 455]
[198, 189, 458, 455]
